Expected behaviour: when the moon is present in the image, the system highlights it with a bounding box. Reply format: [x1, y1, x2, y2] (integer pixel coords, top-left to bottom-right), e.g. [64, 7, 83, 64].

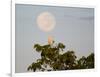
[37, 12, 56, 32]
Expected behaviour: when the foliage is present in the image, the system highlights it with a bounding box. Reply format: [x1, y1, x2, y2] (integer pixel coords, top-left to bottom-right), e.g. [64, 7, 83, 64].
[27, 42, 94, 72]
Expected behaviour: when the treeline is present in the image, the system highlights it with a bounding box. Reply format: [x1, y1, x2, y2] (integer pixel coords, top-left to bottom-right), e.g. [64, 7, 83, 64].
[27, 42, 94, 72]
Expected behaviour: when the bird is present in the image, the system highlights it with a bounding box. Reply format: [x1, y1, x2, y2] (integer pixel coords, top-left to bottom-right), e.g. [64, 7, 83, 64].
[48, 36, 53, 45]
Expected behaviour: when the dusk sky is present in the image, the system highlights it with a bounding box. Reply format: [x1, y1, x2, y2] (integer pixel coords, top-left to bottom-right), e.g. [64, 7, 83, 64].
[15, 4, 94, 73]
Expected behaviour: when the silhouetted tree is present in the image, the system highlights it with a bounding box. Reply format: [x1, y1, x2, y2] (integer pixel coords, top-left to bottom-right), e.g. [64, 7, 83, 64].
[86, 53, 94, 68]
[27, 42, 94, 72]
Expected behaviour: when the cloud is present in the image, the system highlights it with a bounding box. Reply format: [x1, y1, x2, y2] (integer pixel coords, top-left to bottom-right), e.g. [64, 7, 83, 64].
[79, 16, 94, 20]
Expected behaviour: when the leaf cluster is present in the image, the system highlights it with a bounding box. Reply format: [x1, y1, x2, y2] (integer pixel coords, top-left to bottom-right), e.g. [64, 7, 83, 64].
[27, 42, 94, 72]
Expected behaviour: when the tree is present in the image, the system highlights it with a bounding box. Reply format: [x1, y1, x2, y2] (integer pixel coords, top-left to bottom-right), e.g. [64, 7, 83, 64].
[86, 53, 94, 68]
[27, 42, 94, 72]
[77, 53, 94, 69]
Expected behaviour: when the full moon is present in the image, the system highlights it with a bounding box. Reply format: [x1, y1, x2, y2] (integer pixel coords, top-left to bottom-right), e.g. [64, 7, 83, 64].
[37, 12, 56, 32]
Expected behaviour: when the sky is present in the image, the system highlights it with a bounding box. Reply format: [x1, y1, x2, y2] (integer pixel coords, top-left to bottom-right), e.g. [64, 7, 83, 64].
[15, 4, 94, 73]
